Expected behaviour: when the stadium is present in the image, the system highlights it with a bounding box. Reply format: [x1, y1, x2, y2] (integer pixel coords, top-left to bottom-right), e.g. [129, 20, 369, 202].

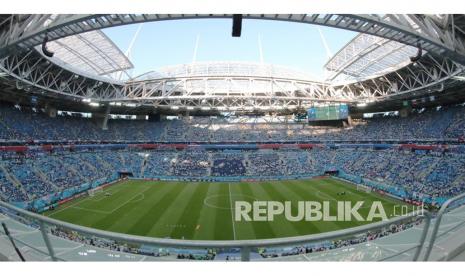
[0, 14, 465, 262]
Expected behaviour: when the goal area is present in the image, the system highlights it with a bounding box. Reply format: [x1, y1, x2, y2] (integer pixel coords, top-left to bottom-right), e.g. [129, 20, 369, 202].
[356, 184, 373, 193]
[88, 186, 104, 197]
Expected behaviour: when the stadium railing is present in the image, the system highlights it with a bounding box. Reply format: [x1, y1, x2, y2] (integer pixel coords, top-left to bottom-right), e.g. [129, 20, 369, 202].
[0, 200, 431, 261]
[423, 191, 465, 261]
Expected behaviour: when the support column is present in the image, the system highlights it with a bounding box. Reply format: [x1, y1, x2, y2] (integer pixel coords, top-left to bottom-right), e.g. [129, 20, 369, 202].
[45, 106, 57, 118]
[39, 221, 57, 261]
[93, 105, 111, 130]
[240, 247, 251, 261]
[102, 105, 111, 130]
[399, 107, 411, 118]
[148, 113, 161, 122]
[346, 115, 353, 126]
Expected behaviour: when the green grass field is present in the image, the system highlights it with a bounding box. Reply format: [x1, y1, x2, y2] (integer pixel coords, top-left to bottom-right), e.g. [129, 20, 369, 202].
[44, 178, 413, 240]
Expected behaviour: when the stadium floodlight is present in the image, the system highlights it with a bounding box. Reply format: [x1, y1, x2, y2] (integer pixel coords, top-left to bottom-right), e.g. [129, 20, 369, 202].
[186, 106, 195, 110]
[88, 102, 100, 107]
[201, 106, 211, 111]
[82, 98, 91, 103]
[171, 106, 179, 110]
[357, 102, 368, 107]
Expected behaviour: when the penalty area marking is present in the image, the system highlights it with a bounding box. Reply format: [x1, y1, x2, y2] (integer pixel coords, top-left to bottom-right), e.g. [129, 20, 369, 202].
[54, 185, 150, 216]
[89, 186, 151, 214]
[46, 183, 124, 216]
[87, 187, 123, 202]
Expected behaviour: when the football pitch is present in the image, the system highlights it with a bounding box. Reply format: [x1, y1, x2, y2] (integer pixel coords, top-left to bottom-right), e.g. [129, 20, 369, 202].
[44, 178, 414, 240]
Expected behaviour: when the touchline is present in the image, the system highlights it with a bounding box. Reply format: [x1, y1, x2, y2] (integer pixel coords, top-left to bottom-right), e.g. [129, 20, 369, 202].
[235, 201, 390, 222]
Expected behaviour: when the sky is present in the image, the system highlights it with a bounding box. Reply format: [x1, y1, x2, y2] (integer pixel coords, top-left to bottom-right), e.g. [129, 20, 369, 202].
[103, 18, 357, 80]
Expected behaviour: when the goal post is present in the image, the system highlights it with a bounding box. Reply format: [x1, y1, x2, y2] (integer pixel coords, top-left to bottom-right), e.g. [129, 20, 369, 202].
[356, 184, 372, 193]
[88, 186, 104, 197]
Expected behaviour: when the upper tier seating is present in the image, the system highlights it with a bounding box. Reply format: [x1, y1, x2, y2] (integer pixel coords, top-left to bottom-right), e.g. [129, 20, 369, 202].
[1, 103, 465, 142]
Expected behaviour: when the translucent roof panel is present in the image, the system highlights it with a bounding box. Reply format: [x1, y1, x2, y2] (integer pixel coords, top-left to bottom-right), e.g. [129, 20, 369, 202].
[38, 30, 133, 76]
[133, 61, 316, 81]
[325, 33, 421, 82]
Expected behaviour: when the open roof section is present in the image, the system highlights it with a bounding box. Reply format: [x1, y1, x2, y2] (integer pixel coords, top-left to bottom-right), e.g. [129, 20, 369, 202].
[133, 61, 317, 82]
[35, 30, 133, 77]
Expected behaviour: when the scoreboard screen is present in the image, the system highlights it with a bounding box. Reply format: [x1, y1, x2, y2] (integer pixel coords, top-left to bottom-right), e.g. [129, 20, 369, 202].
[307, 104, 349, 121]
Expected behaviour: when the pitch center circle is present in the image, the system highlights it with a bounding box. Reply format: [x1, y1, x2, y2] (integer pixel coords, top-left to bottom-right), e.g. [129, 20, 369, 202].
[203, 194, 258, 210]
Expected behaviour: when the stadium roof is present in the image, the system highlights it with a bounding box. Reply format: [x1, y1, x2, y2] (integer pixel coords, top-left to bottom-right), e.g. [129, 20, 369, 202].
[324, 33, 421, 82]
[133, 61, 317, 81]
[1, 14, 464, 115]
[35, 30, 133, 77]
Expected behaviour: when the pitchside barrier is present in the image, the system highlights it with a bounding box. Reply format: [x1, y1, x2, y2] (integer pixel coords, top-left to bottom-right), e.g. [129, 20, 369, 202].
[0, 200, 431, 261]
[423, 192, 465, 261]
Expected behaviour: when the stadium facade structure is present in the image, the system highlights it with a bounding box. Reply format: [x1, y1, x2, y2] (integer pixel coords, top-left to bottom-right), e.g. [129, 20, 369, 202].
[1, 14, 465, 114]
[1, 14, 465, 261]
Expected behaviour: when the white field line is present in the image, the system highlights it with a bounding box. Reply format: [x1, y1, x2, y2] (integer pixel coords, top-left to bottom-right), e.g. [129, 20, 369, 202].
[104, 187, 150, 214]
[71, 186, 149, 215]
[49, 184, 148, 217]
[228, 183, 237, 240]
[87, 188, 123, 202]
[46, 196, 93, 217]
[45, 186, 121, 216]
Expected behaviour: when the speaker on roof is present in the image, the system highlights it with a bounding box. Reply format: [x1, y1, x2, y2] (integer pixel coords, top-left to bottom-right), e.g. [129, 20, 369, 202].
[41, 34, 54, 58]
[232, 14, 243, 37]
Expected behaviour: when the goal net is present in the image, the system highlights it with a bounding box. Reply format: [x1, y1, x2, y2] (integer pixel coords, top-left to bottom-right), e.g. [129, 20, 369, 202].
[356, 184, 372, 193]
[88, 186, 104, 197]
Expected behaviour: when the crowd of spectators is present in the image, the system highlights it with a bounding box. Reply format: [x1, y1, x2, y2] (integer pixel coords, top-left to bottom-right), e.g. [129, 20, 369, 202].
[1, 103, 465, 142]
[0, 101, 465, 204]
[1, 147, 464, 203]
[211, 151, 246, 176]
[2, 102, 465, 260]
